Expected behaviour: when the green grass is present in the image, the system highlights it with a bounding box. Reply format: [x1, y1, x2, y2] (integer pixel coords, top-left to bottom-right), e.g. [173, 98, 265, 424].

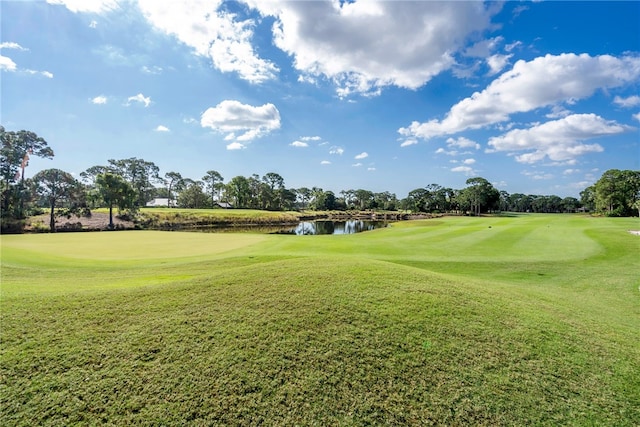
[1, 214, 639, 425]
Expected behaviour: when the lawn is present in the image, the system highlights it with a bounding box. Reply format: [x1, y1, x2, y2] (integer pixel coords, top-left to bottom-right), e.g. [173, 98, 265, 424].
[1, 214, 639, 425]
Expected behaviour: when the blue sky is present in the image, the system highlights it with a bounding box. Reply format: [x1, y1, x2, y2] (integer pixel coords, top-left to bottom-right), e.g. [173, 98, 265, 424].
[2, 0, 639, 198]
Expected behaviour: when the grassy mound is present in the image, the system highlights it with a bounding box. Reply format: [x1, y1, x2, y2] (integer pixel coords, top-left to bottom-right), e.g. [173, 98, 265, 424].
[1, 214, 638, 425]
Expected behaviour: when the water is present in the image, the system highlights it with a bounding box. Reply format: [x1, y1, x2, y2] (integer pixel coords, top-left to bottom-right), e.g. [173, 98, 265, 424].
[273, 219, 388, 235]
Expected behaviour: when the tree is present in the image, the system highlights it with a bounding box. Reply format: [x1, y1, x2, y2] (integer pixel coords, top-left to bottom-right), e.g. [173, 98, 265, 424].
[406, 188, 428, 212]
[178, 180, 209, 209]
[202, 170, 224, 206]
[354, 189, 374, 210]
[31, 169, 86, 232]
[164, 171, 183, 207]
[96, 172, 136, 229]
[594, 169, 640, 216]
[561, 197, 581, 213]
[107, 158, 161, 207]
[225, 176, 251, 208]
[1, 126, 54, 220]
[263, 172, 285, 210]
[461, 177, 499, 215]
[296, 187, 312, 210]
[580, 186, 595, 212]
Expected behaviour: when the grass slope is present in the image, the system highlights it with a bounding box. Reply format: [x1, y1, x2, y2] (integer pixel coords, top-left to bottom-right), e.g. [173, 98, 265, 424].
[1, 214, 639, 425]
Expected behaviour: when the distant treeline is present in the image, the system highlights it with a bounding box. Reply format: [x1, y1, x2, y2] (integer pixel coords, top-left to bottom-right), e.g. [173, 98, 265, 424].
[2, 126, 639, 232]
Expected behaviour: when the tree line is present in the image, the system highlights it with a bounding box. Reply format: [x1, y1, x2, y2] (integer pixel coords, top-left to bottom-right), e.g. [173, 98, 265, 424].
[2, 126, 638, 232]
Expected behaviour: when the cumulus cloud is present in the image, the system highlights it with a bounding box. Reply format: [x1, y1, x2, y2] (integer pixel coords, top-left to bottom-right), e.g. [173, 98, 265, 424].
[486, 53, 512, 75]
[329, 146, 344, 155]
[451, 166, 475, 175]
[249, 0, 498, 96]
[291, 135, 322, 147]
[91, 95, 108, 104]
[522, 171, 554, 180]
[613, 95, 640, 108]
[354, 152, 368, 160]
[633, 112, 640, 122]
[446, 136, 480, 150]
[0, 42, 28, 51]
[1, 55, 52, 77]
[226, 142, 245, 150]
[137, 0, 277, 84]
[399, 53, 640, 141]
[127, 93, 151, 107]
[352, 163, 363, 167]
[154, 125, 170, 132]
[0, 55, 17, 72]
[488, 114, 631, 164]
[400, 138, 418, 148]
[463, 158, 476, 165]
[46, 0, 119, 13]
[320, 160, 331, 165]
[367, 167, 376, 171]
[200, 100, 281, 142]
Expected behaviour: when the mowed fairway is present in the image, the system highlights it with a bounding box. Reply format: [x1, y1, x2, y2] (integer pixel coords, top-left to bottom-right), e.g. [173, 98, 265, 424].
[1, 214, 639, 425]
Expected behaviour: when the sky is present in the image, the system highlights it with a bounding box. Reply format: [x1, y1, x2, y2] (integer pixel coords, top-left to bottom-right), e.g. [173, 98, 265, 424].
[1, 0, 639, 198]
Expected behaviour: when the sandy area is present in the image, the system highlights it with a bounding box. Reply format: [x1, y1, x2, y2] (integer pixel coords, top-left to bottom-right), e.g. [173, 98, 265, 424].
[27, 212, 135, 231]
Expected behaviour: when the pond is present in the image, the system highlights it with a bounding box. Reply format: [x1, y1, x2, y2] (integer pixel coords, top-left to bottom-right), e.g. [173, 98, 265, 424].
[273, 219, 388, 235]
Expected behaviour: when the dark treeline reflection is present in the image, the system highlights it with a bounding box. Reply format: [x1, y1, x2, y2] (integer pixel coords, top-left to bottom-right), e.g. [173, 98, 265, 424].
[276, 220, 387, 235]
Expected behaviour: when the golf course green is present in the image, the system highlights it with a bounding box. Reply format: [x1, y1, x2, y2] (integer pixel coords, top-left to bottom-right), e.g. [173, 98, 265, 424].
[1, 214, 639, 425]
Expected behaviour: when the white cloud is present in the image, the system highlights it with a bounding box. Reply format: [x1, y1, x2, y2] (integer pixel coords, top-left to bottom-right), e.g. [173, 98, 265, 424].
[89, 20, 98, 28]
[127, 93, 151, 107]
[486, 53, 512, 75]
[0, 42, 28, 51]
[352, 163, 363, 167]
[329, 146, 344, 155]
[0, 55, 17, 72]
[320, 160, 331, 165]
[227, 142, 245, 150]
[200, 100, 281, 142]
[137, 0, 277, 84]
[141, 65, 163, 74]
[465, 36, 503, 57]
[546, 105, 571, 119]
[354, 152, 368, 160]
[563, 169, 580, 175]
[451, 166, 475, 175]
[446, 136, 480, 150]
[290, 140, 308, 148]
[463, 158, 476, 165]
[301, 136, 321, 141]
[45, 0, 120, 13]
[154, 125, 170, 132]
[504, 41, 522, 52]
[400, 138, 418, 148]
[488, 114, 631, 164]
[1, 48, 52, 77]
[633, 112, 640, 122]
[399, 53, 640, 141]
[522, 171, 554, 180]
[367, 167, 376, 171]
[436, 148, 458, 156]
[25, 69, 54, 78]
[249, 0, 499, 96]
[613, 95, 640, 108]
[91, 95, 108, 104]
